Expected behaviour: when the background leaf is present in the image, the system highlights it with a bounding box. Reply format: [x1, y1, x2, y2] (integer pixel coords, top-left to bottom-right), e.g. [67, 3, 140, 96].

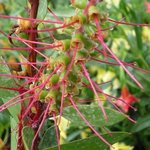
[22, 126, 34, 150]
[37, 0, 48, 20]
[63, 105, 125, 127]
[38, 126, 57, 150]
[0, 57, 20, 122]
[44, 132, 130, 150]
[11, 117, 18, 150]
[131, 115, 150, 132]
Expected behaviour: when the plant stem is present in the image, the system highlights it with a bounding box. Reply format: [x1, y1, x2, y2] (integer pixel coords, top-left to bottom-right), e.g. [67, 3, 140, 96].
[27, 0, 39, 77]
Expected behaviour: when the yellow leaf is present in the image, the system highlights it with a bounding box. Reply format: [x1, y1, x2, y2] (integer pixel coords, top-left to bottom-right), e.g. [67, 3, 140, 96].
[110, 142, 134, 150]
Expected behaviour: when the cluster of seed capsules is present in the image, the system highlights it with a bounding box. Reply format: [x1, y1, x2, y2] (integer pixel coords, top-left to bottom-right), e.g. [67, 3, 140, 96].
[35, 1, 108, 117]
[24, 1, 114, 148]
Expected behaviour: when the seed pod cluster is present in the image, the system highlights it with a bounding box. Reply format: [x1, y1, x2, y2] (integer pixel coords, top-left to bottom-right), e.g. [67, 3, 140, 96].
[35, 1, 108, 114]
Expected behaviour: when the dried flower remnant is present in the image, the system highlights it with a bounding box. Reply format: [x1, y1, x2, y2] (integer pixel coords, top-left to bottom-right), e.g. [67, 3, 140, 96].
[116, 86, 137, 113]
[145, 1, 150, 13]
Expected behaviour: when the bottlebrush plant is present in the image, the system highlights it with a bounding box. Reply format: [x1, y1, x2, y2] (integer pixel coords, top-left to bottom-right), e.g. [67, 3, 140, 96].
[0, 0, 150, 150]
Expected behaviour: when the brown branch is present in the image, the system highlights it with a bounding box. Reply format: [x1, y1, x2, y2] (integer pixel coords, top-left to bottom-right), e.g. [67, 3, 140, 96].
[17, 1, 39, 148]
[27, 0, 39, 77]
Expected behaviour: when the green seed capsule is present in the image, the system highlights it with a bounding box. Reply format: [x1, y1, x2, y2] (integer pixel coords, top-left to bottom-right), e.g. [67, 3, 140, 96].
[68, 71, 79, 83]
[88, 5, 100, 21]
[71, 11, 87, 29]
[62, 39, 71, 51]
[82, 36, 94, 50]
[84, 24, 96, 38]
[45, 89, 59, 102]
[49, 102, 58, 114]
[49, 74, 59, 86]
[54, 39, 71, 52]
[71, 33, 84, 49]
[55, 54, 71, 68]
[47, 57, 55, 70]
[75, 49, 89, 62]
[39, 90, 49, 100]
[67, 82, 79, 95]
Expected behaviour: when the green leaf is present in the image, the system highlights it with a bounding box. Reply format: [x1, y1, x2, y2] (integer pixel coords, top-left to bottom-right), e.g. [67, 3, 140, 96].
[22, 126, 34, 150]
[48, 8, 75, 18]
[0, 57, 20, 121]
[37, 0, 48, 19]
[0, 110, 10, 136]
[63, 105, 125, 127]
[131, 115, 150, 132]
[44, 132, 130, 150]
[11, 117, 18, 150]
[38, 126, 57, 150]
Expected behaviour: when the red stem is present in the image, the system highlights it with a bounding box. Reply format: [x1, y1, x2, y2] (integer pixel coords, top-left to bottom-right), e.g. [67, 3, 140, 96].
[82, 82, 137, 111]
[31, 99, 53, 150]
[22, 66, 61, 119]
[94, 17, 143, 89]
[52, 112, 61, 150]
[107, 18, 150, 27]
[0, 14, 63, 24]
[107, 98, 136, 123]
[80, 61, 108, 121]
[69, 95, 112, 147]
[62, 45, 78, 82]
[0, 44, 62, 51]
